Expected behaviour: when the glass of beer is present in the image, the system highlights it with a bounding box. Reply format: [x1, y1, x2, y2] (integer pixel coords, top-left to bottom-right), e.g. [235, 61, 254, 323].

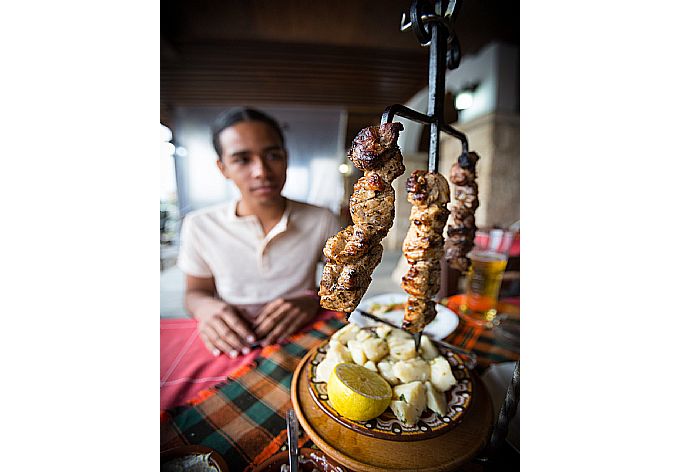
[459, 229, 514, 328]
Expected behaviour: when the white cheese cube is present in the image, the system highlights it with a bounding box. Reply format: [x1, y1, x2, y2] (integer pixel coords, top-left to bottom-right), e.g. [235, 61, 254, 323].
[388, 327, 413, 341]
[420, 335, 440, 360]
[355, 330, 373, 342]
[326, 342, 353, 364]
[315, 358, 338, 383]
[392, 358, 431, 383]
[389, 401, 415, 426]
[424, 381, 447, 416]
[375, 324, 392, 339]
[330, 323, 361, 345]
[429, 356, 456, 392]
[361, 337, 389, 363]
[391, 381, 426, 425]
[387, 338, 417, 361]
[376, 360, 400, 386]
[347, 340, 368, 366]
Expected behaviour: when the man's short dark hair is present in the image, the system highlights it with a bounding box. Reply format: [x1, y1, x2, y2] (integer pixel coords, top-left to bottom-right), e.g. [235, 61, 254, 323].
[211, 107, 285, 158]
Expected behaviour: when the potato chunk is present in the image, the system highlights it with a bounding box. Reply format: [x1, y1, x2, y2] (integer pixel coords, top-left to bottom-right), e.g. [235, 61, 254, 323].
[420, 335, 439, 360]
[315, 342, 353, 383]
[424, 381, 447, 416]
[355, 330, 373, 342]
[392, 358, 431, 383]
[429, 356, 456, 392]
[388, 338, 417, 361]
[375, 324, 392, 339]
[315, 358, 338, 383]
[376, 360, 400, 385]
[361, 337, 389, 363]
[330, 323, 361, 345]
[390, 382, 426, 425]
[327, 342, 353, 364]
[347, 340, 368, 366]
[363, 360, 377, 372]
[387, 327, 413, 342]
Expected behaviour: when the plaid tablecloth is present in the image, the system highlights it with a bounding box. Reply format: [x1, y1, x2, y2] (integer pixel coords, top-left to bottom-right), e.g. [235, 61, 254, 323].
[161, 319, 263, 410]
[160, 302, 519, 471]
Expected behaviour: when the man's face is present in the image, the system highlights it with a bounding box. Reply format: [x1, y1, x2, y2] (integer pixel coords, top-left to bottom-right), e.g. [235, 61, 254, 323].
[216, 121, 288, 205]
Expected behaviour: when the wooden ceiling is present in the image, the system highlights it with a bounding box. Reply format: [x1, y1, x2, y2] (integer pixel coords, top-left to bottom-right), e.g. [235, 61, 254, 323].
[161, 0, 518, 137]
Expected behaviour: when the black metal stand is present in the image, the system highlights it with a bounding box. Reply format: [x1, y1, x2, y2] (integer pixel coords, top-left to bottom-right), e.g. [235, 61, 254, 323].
[381, 0, 468, 173]
[385, 3, 521, 464]
[384, 0, 469, 351]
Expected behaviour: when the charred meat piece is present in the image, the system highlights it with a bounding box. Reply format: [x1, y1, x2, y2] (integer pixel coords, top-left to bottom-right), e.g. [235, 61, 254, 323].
[445, 151, 481, 273]
[406, 170, 450, 207]
[402, 296, 437, 333]
[319, 123, 406, 312]
[401, 259, 441, 298]
[348, 122, 405, 174]
[320, 244, 383, 312]
[401, 171, 450, 334]
[350, 174, 395, 234]
[410, 204, 450, 235]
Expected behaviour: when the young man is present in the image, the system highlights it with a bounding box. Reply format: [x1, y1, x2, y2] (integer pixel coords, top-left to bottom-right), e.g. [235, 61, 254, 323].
[177, 108, 341, 357]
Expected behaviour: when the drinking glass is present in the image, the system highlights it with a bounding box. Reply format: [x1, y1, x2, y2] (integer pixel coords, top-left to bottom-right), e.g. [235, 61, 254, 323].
[458, 229, 514, 328]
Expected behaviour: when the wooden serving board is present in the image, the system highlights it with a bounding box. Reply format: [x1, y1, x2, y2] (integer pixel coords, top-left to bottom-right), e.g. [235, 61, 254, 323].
[291, 345, 494, 472]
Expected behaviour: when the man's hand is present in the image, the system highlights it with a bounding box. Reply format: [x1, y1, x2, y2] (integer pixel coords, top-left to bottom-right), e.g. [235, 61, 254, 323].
[195, 299, 257, 357]
[253, 295, 320, 346]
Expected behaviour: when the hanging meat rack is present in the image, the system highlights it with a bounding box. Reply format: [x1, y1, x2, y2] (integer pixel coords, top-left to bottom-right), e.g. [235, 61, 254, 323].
[379, 2, 520, 458]
[381, 0, 469, 174]
[379, 0, 468, 352]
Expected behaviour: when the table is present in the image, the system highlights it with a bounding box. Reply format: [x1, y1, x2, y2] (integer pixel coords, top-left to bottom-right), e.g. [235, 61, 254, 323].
[160, 301, 519, 471]
[161, 319, 261, 411]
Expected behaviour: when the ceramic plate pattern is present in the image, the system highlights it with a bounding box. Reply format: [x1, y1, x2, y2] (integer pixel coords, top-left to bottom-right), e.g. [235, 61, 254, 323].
[307, 338, 473, 441]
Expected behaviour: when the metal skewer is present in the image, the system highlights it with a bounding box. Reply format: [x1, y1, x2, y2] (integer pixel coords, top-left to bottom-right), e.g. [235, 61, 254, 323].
[381, 0, 468, 174]
[286, 409, 299, 472]
[413, 331, 422, 351]
[382, 1, 469, 352]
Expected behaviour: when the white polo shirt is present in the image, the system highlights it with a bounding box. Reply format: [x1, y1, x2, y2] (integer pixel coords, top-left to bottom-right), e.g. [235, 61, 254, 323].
[177, 198, 341, 307]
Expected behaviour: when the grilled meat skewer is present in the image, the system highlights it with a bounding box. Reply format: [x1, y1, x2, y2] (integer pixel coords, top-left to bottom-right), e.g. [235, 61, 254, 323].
[445, 151, 480, 273]
[319, 123, 405, 313]
[401, 170, 450, 333]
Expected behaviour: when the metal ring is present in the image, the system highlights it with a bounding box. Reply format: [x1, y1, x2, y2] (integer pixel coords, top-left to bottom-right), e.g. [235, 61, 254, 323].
[410, 0, 432, 45]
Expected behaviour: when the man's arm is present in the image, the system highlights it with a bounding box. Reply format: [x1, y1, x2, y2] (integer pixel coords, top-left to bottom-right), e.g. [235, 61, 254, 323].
[184, 275, 221, 316]
[184, 275, 256, 357]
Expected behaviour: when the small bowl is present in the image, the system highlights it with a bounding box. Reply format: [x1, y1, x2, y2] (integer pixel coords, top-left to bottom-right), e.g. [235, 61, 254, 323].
[254, 447, 349, 472]
[160, 445, 229, 472]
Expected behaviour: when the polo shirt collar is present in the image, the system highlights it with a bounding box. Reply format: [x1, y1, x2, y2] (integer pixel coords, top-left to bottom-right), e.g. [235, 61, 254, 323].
[227, 198, 292, 239]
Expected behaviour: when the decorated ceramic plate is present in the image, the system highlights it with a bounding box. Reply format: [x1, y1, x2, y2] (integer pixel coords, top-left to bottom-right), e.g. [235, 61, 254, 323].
[306, 339, 473, 441]
[351, 293, 459, 340]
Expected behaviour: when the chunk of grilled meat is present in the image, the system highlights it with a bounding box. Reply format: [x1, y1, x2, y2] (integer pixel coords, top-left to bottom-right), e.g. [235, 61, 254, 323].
[401, 260, 441, 298]
[350, 173, 395, 235]
[445, 151, 480, 273]
[319, 123, 406, 312]
[401, 170, 450, 333]
[405, 297, 437, 329]
[320, 243, 384, 312]
[406, 170, 450, 207]
[348, 123, 405, 175]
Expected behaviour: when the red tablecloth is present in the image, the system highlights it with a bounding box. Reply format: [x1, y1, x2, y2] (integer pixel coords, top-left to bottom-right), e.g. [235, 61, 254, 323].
[160, 311, 340, 410]
[160, 318, 261, 410]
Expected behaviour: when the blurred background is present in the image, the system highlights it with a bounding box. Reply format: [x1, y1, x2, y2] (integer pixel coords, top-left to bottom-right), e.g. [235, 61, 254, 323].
[160, 0, 519, 317]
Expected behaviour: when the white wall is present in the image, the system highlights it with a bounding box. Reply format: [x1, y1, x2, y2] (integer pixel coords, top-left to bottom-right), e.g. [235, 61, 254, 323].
[397, 41, 519, 155]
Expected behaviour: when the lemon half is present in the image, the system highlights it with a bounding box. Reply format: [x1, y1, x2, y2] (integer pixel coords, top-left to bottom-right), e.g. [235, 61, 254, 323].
[327, 363, 392, 421]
